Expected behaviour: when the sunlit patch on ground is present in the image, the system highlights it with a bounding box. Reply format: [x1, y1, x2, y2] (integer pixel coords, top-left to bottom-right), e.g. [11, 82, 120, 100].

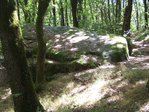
[140, 102, 149, 112]
[0, 87, 13, 112]
[0, 88, 11, 100]
[39, 73, 109, 111]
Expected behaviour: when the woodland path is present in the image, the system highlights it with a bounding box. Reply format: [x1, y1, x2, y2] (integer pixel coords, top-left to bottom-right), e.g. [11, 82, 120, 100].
[125, 40, 149, 70]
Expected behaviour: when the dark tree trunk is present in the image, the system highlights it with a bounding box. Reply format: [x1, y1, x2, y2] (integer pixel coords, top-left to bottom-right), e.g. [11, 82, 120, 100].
[143, 0, 148, 28]
[59, 0, 65, 26]
[0, 0, 44, 112]
[70, 0, 79, 27]
[107, 0, 111, 22]
[65, 0, 69, 26]
[135, 0, 139, 30]
[122, 0, 133, 34]
[52, 0, 57, 26]
[122, 0, 133, 56]
[36, 0, 50, 86]
[116, 0, 121, 23]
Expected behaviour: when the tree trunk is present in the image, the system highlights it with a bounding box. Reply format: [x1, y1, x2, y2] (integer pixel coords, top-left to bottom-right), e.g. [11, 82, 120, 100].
[65, 0, 69, 26]
[116, 0, 121, 23]
[134, 0, 139, 30]
[70, 0, 79, 27]
[0, 0, 44, 112]
[122, 0, 133, 56]
[59, 0, 65, 26]
[122, 0, 133, 34]
[52, 0, 57, 26]
[107, 0, 111, 22]
[36, 0, 50, 86]
[143, 0, 148, 28]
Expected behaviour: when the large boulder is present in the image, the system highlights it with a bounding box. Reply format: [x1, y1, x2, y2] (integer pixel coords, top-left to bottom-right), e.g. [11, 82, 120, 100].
[23, 25, 129, 75]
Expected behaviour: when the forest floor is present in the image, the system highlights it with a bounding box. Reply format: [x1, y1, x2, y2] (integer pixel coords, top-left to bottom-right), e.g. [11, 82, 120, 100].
[0, 39, 149, 112]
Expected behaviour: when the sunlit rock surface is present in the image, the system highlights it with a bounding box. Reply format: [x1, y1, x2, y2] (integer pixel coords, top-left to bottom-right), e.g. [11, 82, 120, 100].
[24, 26, 129, 75]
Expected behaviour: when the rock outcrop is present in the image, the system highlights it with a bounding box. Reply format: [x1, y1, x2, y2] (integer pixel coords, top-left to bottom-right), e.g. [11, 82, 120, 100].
[24, 25, 129, 75]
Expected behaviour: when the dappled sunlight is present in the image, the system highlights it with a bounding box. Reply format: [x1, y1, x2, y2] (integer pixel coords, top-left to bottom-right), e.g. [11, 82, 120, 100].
[69, 36, 89, 44]
[108, 36, 127, 45]
[127, 56, 149, 69]
[71, 79, 108, 106]
[39, 67, 114, 111]
[140, 102, 149, 112]
[0, 88, 11, 100]
[40, 77, 109, 111]
[0, 87, 13, 112]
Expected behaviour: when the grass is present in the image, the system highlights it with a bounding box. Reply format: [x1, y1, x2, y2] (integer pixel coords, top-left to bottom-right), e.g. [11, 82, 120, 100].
[123, 69, 149, 83]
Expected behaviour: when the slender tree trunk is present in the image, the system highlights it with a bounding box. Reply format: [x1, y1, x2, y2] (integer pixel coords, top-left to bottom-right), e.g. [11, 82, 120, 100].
[122, 0, 133, 34]
[108, 0, 111, 22]
[135, 0, 139, 30]
[0, 0, 44, 112]
[143, 0, 148, 28]
[122, 0, 133, 56]
[116, 0, 121, 23]
[59, 0, 65, 26]
[36, 0, 50, 86]
[70, 0, 79, 27]
[52, 0, 57, 26]
[65, 0, 69, 26]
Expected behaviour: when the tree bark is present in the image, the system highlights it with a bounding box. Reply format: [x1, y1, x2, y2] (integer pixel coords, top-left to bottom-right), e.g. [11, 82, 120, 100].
[107, 0, 111, 22]
[36, 0, 50, 86]
[70, 0, 79, 27]
[122, 0, 133, 34]
[59, 0, 65, 26]
[143, 0, 148, 28]
[52, 0, 57, 26]
[65, 0, 69, 26]
[116, 0, 121, 23]
[134, 0, 139, 30]
[0, 0, 44, 112]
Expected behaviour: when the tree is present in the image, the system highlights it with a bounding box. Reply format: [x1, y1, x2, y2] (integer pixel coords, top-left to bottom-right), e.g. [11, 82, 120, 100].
[70, 0, 79, 27]
[122, 0, 133, 34]
[65, 0, 69, 26]
[122, 0, 133, 56]
[134, 0, 139, 30]
[36, 0, 51, 86]
[116, 0, 121, 23]
[0, 0, 44, 112]
[52, 0, 57, 26]
[143, 0, 148, 28]
[59, 0, 65, 26]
